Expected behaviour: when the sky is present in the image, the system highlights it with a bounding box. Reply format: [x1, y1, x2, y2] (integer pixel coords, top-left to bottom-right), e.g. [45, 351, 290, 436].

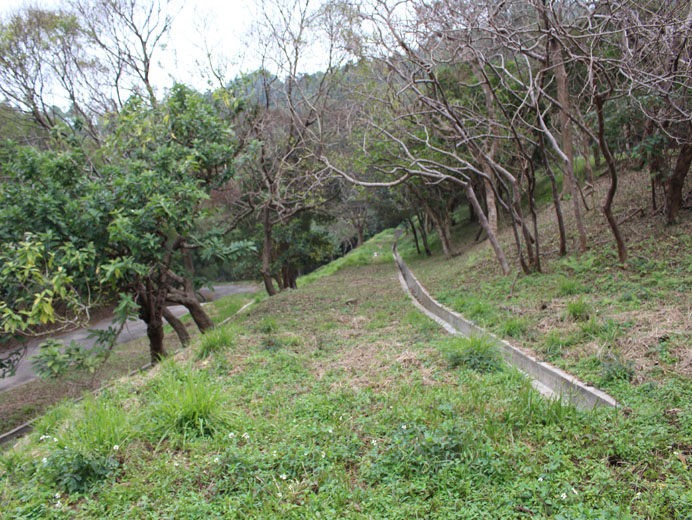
[0, 0, 257, 94]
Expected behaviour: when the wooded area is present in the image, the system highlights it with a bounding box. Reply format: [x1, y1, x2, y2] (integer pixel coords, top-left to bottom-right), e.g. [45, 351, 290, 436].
[1, 0, 691, 371]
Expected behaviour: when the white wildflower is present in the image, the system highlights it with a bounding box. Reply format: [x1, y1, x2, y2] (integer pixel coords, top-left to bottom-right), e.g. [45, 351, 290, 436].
[537, 477, 543, 482]
[113, 445, 119, 451]
[277, 492, 283, 498]
[42, 457, 48, 464]
[572, 487, 578, 495]
[280, 474, 287, 480]
[328, 428, 333, 434]
[228, 432, 235, 439]
[214, 457, 220, 463]
[561, 493, 567, 500]
[242, 432, 250, 440]
[401, 425, 407, 430]
[272, 450, 277, 457]
[321, 451, 326, 459]
[54, 493, 61, 499]
[371, 439, 377, 446]
[174, 461, 180, 467]
[55, 500, 62, 508]
[53, 437, 58, 442]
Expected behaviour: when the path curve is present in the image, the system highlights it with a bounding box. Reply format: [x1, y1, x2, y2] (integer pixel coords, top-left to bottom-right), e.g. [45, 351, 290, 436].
[0, 283, 258, 394]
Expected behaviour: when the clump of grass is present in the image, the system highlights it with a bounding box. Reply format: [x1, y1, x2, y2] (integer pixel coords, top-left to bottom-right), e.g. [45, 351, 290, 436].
[39, 397, 131, 493]
[148, 362, 229, 441]
[500, 317, 528, 338]
[259, 316, 278, 334]
[559, 277, 582, 296]
[580, 318, 623, 347]
[444, 335, 504, 373]
[600, 351, 634, 383]
[566, 298, 590, 321]
[453, 295, 497, 325]
[541, 330, 566, 359]
[197, 325, 235, 359]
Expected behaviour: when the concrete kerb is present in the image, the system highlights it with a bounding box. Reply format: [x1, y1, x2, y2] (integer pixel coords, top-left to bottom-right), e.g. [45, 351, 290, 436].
[392, 242, 618, 410]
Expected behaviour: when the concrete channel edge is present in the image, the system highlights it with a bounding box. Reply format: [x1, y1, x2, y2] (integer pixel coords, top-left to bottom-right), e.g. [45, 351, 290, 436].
[392, 243, 619, 410]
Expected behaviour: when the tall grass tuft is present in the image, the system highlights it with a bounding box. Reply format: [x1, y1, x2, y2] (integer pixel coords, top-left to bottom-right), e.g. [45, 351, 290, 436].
[443, 335, 504, 373]
[148, 362, 230, 442]
[197, 325, 236, 359]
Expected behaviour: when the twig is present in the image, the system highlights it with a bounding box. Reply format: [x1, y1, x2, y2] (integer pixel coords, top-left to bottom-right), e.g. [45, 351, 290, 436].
[617, 207, 644, 225]
[509, 271, 520, 299]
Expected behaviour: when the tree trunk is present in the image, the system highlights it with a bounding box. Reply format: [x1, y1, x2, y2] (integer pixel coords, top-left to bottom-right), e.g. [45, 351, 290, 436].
[261, 206, 278, 296]
[540, 134, 567, 256]
[582, 135, 595, 195]
[356, 223, 364, 248]
[167, 291, 214, 332]
[163, 307, 190, 347]
[416, 214, 432, 257]
[666, 143, 692, 224]
[407, 217, 421, 254]
[182, 250, 195, 293]
[595, 95, 627, 264]
[466, 183, 510, 275]
[554, 42, 587, 251]
[147, 319, 166, 364]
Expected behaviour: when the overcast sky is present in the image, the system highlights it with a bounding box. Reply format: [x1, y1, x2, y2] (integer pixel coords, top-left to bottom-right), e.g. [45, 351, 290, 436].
[0, 0, 256, 94]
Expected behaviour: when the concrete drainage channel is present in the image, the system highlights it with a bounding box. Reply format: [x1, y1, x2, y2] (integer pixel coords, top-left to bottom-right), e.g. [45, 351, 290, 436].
[392, 242, 618, 410]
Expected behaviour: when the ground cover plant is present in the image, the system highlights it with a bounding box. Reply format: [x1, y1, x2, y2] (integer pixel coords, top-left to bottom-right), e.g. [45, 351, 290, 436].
[2, 234, 691, 519]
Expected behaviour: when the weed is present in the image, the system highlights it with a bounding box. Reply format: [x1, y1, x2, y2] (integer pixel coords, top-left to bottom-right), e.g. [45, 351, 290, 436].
[261, 336, 284, 352]
[443, 335, 504, 373]
[542, 330, 566, 359]
[566, 298, 590, 321]
[259, 316, 278, 334]
[500, 317, 528, 338]
[196, 326, 235, 359]
[600, 351, 634, 383]
[43, 446, 119, 493]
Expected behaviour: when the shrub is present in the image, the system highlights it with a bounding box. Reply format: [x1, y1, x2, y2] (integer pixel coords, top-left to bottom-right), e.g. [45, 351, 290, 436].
[444, 335, 504, 373]
[148, 363, 229, 441]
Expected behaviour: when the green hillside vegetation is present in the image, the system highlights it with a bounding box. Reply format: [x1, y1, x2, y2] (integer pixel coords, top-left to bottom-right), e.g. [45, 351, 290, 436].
[2, 217, 692, 518]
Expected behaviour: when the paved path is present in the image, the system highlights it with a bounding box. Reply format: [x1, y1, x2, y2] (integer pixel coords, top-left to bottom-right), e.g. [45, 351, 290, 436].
[0, 283, 258, 394]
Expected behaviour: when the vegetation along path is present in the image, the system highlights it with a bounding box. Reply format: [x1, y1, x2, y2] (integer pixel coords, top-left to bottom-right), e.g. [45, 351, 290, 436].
[0, 284, 258, 395]
[1, 233, 690, 518]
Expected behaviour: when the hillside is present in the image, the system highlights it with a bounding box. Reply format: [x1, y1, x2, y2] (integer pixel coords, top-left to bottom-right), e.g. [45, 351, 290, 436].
[2, 211, 691, 518]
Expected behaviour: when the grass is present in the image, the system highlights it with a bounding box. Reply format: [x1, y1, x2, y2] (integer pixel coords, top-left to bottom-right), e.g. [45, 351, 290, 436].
[0, 284, 258, 433]
[2, 232, 692, 518]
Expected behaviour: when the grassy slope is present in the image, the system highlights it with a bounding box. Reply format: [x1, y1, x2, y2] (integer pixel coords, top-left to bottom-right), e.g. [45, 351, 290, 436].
[0, 292, 256, 433]
[1, 225, 690, 518]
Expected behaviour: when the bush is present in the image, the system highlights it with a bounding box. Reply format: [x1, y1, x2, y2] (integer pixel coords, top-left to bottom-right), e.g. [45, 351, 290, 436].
[148, 362, 229, 441]
[444, 335, 504, 373]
